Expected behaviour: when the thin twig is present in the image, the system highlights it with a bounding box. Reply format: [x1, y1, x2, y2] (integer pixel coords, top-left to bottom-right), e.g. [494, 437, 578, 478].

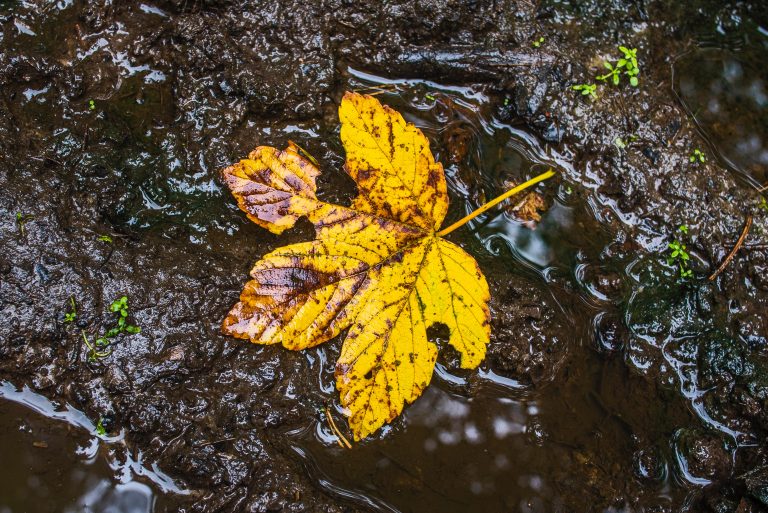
[352, 84, 398, 96]
[325, 406, 352, 449]
[708, 215, 753, 281]
[30, 155, 64, 166]
[197, 437, 236, 448]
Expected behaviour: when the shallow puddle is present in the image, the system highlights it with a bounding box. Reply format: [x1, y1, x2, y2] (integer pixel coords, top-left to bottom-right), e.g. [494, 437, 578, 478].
[674, 16, 768, 186]
[0, 383, 181, 513]
[1, 1, 767, 512]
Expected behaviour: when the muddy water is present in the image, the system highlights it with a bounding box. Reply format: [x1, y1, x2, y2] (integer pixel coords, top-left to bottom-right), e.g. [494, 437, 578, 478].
[0, 74, 720, 511]
[1, 1, 767, 513]
[0, 383, 184, 513]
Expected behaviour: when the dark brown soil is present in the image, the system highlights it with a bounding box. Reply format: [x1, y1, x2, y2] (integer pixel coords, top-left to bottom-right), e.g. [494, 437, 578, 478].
[1, 1, 767, 512]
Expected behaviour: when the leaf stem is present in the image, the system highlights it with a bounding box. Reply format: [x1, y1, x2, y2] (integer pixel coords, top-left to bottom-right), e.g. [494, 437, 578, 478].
[436, 169, 556, 237]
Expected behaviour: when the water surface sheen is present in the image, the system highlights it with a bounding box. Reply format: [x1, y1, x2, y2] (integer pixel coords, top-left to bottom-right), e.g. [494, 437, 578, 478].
[1, 1, 767, 512]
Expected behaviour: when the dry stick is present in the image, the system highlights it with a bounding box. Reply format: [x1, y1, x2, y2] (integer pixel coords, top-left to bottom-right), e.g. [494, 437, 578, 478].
[353, 84, 398, 96]
[325, 406, 352, 449]
[198, 437, 236, 448]
[288, 139, 320, 167]
[708, 215, 753, 281]
[353, 83, 397, 92]
[437, 169, 556, 237]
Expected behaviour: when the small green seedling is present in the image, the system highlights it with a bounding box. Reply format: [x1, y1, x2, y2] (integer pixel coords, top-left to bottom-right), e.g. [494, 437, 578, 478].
[95, 417, 107, 436]
[614, 134, 639, 149]
[532, 36, 545, 48]
[107, 295, 141, 335]
[15, 212, 32, 235]
[93, 296, 141, 349]
[667, 226, 693, 279]
[572, 83, 597, 99]
[82, 295, 141, 362]
[760, 197, 767, 212]
[690, 149, 706, 163]
[596, 46, 640, 87]
[425, 93, 436, 101]
[82, 332, 111, 362]
[89, 99, 96, 111]
[64, 296, 77, 323]
[97, 235, 113, 243]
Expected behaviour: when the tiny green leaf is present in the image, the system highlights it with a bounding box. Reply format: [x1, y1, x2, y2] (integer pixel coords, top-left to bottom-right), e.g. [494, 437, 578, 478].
[95, 417, 107, 436]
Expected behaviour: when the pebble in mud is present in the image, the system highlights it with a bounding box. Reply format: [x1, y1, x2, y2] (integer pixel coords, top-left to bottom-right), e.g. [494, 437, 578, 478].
[675, 430, 733, 482]
[486, 271, 568, 386]
[577, 264, 625, 302]
[632, 446, 667, 483]
[524, 416, 547, 446]
[593, 312, 629, 354]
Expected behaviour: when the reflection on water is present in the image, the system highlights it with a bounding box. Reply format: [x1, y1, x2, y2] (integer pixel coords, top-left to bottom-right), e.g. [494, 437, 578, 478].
[291, 348, 695, 513]
[0, 383, 185, 513]
[675, 41, 768, 185]
[481, 201, 574, 269]
[279, 68, 698, 513]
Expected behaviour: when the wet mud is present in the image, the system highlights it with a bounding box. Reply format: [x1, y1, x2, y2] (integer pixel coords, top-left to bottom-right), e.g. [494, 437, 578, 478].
[1, 1, 767, 512]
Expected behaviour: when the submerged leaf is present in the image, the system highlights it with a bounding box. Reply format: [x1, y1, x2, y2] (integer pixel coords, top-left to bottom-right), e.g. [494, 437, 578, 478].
[222, 92, 491, 440]
[504, 180, 547, 224]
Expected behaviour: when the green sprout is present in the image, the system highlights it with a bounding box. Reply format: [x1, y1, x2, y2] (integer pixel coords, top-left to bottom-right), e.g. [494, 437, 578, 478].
[94, 295, 141, 346]
[596, 46, 640, 87]
[15, 212, 32, 235]
[532, 36, 545, 48]
[425, 93, 436, 101]
[97, 235, 113, 243]
[95, 417, 107, 436]
[760, 196, 768, 212]
[572, 83, 597, 99]
[614, 134, 639, 149]
[82, 332, 111, 362]
[82, 295, 141, 362]
[690, 148, 706, 163]
[89, 99, 96, 111]
[64, 296, 77, 323]
[667, 227, 693, 279]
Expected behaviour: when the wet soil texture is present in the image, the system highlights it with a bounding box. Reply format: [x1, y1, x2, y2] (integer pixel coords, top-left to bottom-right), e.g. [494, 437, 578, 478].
[1, 1, 767, 512]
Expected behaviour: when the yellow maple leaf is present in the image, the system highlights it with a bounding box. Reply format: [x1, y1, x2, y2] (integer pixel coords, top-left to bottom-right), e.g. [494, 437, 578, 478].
[221, 92, 554, 440]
